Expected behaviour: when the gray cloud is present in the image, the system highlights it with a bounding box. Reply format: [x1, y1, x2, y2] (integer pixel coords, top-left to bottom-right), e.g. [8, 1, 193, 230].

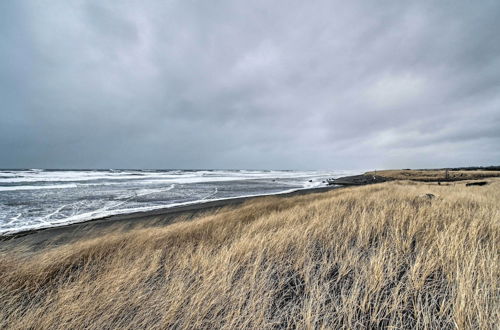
[1, 0, 499, 170]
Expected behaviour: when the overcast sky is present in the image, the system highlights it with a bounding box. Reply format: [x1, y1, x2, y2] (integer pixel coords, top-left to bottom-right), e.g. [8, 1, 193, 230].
[1, 1, 499, 170]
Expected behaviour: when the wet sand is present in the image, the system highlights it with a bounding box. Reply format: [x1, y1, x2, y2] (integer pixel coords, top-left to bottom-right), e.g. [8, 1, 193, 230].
[1, 185, 340, 251]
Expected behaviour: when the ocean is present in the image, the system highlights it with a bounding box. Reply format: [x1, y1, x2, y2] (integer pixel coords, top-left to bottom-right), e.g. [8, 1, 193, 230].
[0, 169, 357, 235]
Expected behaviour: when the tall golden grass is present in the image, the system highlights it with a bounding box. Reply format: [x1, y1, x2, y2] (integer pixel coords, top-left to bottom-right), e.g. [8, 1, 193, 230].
[366, 169, 500, 181]
[1, 180, 499, 329]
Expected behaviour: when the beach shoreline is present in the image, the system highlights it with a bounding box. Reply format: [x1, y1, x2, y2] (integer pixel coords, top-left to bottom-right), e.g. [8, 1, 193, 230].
[1, 185, 341, 249]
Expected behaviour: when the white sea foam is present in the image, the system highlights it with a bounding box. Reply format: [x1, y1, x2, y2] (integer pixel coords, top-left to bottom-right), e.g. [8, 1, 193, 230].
[0, 184, 79, 191]
[0, 169, 349, 184]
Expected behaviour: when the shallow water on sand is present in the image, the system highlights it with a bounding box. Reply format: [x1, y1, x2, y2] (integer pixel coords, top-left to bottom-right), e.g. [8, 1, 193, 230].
[0, 169, 357, 234]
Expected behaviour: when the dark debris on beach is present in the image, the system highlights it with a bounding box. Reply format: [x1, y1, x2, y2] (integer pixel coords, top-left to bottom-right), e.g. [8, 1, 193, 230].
[327, 174, 392, 186]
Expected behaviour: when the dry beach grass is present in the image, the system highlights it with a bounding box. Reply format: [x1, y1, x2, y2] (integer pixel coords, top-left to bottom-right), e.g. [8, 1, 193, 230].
[1, 179, 499, 329]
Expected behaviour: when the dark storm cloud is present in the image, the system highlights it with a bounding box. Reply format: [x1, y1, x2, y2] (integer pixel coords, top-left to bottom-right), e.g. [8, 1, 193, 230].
[1, 0, 499, 169]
